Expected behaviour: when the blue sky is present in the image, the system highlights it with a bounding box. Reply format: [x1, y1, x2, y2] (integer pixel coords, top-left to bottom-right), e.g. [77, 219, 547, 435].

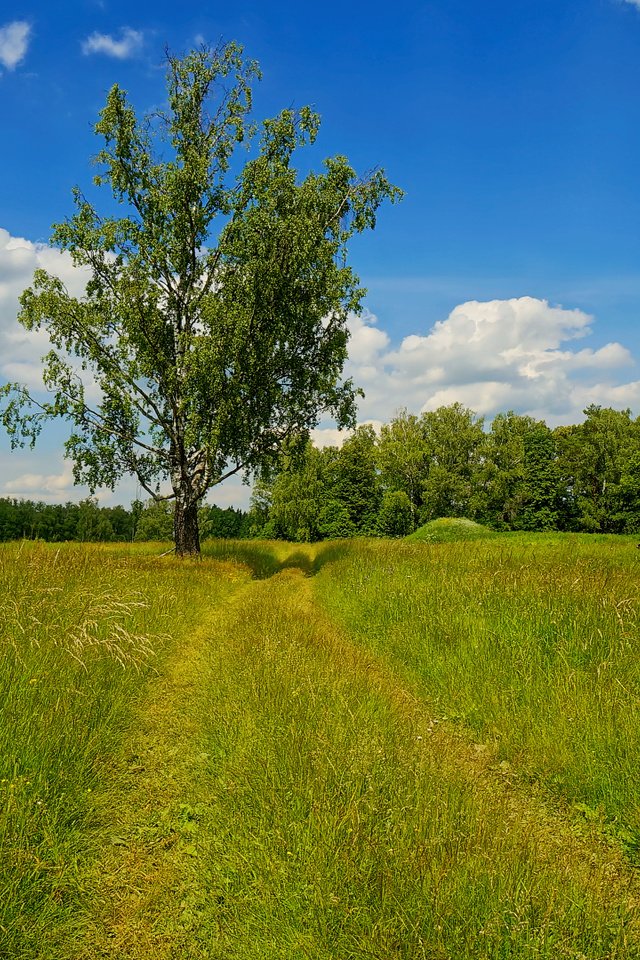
[2, 0, 640, 506]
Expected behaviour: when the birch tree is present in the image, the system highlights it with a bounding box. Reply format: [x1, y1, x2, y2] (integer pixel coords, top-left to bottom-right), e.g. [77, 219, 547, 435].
[1, 43, 401, 555]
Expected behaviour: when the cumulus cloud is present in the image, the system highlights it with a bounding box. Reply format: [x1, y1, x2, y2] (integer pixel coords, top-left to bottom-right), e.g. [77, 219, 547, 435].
[0, 20, 31, 71]
[82, 27, 143, 59]
[2, 227, 640, 501]
[344, 297, 638, 426]
[3, 462, 75, 497]
[0, 228, 90, 390]
[0, 451, 137, 504]
[311, 421, 384, 450]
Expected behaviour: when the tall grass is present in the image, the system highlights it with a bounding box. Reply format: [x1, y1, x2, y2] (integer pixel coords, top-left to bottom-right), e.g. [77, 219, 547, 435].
[187, 566, 639, 958]
[3, 536, 640, 957]
[314, 534, 640, 851]
[0, 541, 235, 957]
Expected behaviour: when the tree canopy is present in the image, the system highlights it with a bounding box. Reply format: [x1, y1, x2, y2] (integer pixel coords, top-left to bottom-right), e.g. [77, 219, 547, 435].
[0, 43, 401, 555]
[251, 403, 640, 541]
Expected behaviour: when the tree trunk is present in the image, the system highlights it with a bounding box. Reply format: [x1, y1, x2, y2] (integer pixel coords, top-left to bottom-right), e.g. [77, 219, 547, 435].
[174, 497, 201, 557]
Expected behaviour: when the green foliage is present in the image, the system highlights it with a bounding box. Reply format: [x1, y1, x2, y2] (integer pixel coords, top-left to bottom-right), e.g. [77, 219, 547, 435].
[0, 495, 252, 545]
[475, 411, 545, 529]
[376, 409, 427, 524]
[266, 432, 382, 541]
[198, 503, 248, 540]
[614, 451, 640, 531]
[316, 498, 356, 539]
[376, 489, 413, 536]
[0, 43, 401, 555]
[328, 424, 381, 533]
[519, 426, 562, 530]
[376, 404, 485, 527]
[269, 443, 328, 541]
[134, 500, 174, 541]
[0, 496, 136, 542]
[419, 403, 485, 521]
[252, 401, 640, 541]
[555, 405, 640, 533]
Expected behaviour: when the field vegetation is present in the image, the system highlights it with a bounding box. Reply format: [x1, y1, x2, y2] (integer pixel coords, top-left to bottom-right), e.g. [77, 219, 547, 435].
[2, 532, 639, 957]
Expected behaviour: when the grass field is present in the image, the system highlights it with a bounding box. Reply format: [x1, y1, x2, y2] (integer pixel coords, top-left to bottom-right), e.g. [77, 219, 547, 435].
[2, 533, 640, 958]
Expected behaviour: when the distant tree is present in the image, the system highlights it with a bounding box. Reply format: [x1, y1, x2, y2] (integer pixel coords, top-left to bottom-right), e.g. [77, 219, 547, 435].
[269, 442, 329, 541]
[317, 499, 356, 539]
[0, 496, 137, 542]
[129, 499, 144, 541]
[555, 405, 640, 532]
[328, 425, 381, 534]
[1, 43, 401, 556]
[519, 427, 561, 530]
[199, 503, 247, 539]
[377, 489, 413, 537]
[243, 478, 275, 538]
[76, 497, 115, 542]
[105, 504, 137, 540]
[0, 498, 29, 540]
[614, 451, 640, 532]
[477, 411, 549, 529]
[134, 501, 174, 541]
[376, 410, 429, 526]
[419, 403, 485, 521]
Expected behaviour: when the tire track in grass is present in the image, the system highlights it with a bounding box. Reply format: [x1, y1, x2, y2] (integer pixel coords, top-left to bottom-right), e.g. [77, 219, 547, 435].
[186, 565, 640, 958]
[297, 571, 640, 917]
[73, 561, 249, 960]
[73, 555, 640, 958]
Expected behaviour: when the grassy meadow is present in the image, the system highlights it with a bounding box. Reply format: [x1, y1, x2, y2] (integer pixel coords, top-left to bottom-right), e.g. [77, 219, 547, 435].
[2, 531, 640, 957]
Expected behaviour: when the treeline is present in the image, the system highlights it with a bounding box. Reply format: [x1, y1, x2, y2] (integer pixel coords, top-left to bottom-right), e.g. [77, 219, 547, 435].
[250, 403, 640, 540]
[4, 402, 639, 544]
[0, 497, 249, 543]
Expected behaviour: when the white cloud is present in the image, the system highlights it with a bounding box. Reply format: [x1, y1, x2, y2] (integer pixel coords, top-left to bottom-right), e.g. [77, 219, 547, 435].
[3, 463, 75, 497]
[344, 297, 639, 427]
[0, 228, 91, 391]
[0, 449, 140, 504]
[312, 427, 349, 448]
[621, 0, 640, 9]
[82, 27, 143, 59]
[3, 228, 640, 502]
[0, 20, 31, 71]
[347, 311, 390, 365]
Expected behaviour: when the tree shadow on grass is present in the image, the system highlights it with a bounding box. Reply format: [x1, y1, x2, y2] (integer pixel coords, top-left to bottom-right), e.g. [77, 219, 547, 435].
[310, 541, 352, 576]
[202, 539, 353, 580]
[202, 540, 282, 579]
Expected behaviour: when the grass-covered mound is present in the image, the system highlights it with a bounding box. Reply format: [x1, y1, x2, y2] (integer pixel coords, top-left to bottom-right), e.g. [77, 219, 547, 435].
[407, 516, 496, 542]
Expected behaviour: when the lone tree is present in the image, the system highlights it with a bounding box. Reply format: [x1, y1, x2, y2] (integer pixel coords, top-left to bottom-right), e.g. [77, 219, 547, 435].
[1, 43, 401, 555]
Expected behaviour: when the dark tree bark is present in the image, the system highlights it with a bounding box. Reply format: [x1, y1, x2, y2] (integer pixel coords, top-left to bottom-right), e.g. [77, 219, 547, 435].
[174, 498, 201, 557]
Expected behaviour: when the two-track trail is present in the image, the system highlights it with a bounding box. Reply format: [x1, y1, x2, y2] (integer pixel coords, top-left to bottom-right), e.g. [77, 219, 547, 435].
[71, 550, 640, 959]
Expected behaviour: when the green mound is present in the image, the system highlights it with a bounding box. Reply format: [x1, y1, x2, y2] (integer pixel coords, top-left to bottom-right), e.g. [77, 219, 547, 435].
[407, 517, 496, 543]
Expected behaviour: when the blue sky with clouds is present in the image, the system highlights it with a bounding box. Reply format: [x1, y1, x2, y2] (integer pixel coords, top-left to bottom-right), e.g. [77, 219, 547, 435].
[2, 0, 640, 506]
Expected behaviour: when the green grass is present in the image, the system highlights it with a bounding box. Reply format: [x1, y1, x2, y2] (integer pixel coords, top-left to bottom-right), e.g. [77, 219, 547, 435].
[0, 542, 240, 957]
[2, 537, 640, 958]
[183, 566, 640, 958]
[314, 534, 640, 851]
[407, 516, 496, 542]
